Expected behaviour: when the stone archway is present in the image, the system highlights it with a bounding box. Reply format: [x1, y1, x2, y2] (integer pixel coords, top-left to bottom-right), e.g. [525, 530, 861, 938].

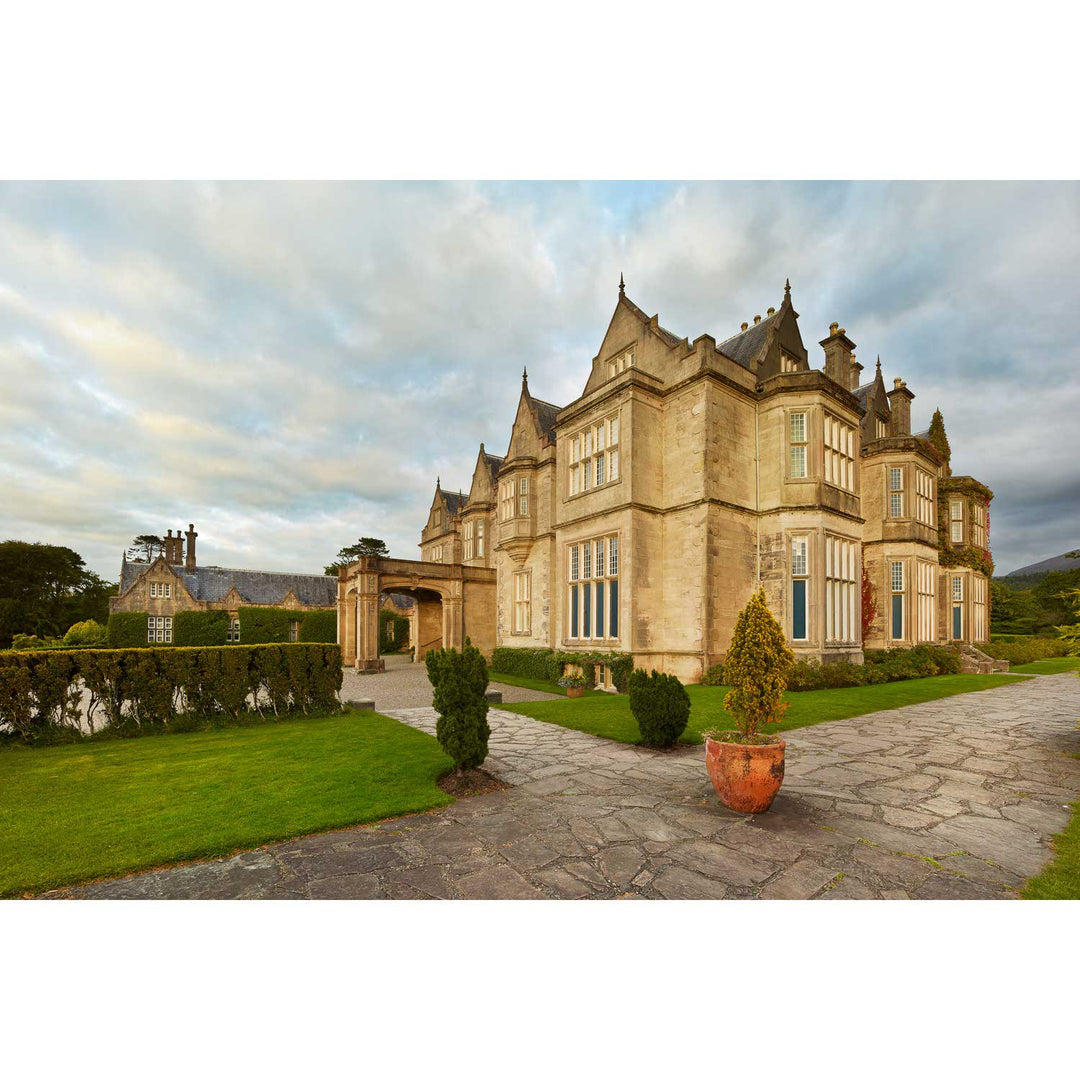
[338, 556, 496, 671]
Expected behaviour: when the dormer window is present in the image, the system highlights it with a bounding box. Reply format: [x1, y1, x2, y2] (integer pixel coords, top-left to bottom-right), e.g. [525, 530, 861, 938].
[608, 349, 633, 379]
[781, 350, 799, 373]
[876, 418, 887, 439]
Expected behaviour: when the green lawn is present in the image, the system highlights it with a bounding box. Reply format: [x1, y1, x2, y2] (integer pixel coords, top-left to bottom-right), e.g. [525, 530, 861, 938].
[502, 673, 1031, 746]
[0, 710, 455, 898]
[488, 671, 605, 697]
[1023, 777, 1080, 899]
[1010, 657, 1080, 675]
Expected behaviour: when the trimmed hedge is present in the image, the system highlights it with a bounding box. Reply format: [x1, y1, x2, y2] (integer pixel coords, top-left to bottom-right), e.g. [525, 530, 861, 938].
[0, 644, 343, 743]
[787, 644, 962, 692]
[981, 638, 1069, 664]
[236, 606, 298, 644]
[174, 610, 230, 646]
[107, 611, 150, 648]
[380, 609, 409, 653]
[299, 608, 337, 643]
[490, 646, 634, 692]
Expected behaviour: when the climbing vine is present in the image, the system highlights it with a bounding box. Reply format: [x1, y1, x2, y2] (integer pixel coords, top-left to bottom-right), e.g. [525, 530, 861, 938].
[937, 477, 995, 577]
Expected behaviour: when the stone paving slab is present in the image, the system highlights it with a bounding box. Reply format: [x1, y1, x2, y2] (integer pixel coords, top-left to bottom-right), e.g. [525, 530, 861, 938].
[42, 674, 1080, 900]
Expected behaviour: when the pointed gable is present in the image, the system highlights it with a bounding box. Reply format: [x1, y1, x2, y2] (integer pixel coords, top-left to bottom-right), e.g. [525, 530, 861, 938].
[505, 370, 563, 460]
[720, 281, 809, 378]
[466, 442, 504, 507]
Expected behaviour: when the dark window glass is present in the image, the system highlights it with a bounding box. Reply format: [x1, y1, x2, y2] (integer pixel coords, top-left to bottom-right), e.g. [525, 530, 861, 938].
[892, 594, 904, 639]
[792, 579, 807, 640]
[609, 580, 618, 637]
[595, 581, 604, 638]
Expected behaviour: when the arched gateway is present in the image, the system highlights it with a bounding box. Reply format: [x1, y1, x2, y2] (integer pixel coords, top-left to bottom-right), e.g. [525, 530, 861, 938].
[338, 556, 496, 670]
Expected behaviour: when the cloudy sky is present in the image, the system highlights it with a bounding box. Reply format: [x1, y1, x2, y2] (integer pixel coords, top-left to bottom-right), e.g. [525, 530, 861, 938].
[1, 181, 1076, 580]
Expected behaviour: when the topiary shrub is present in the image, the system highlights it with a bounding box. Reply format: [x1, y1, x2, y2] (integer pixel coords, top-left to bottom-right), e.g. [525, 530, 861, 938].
[107, 611, 149, 648]
[426, 637, 490, 772]
[628, 668, 691, 747]
[719, 587, 795, 741]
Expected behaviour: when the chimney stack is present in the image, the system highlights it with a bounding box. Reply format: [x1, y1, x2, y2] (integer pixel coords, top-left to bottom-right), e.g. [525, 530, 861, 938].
[185, 523, 198, 571]
[887, 377, 914, 436]
[819, 323, 858, 391]
[165, 529, 176, 564]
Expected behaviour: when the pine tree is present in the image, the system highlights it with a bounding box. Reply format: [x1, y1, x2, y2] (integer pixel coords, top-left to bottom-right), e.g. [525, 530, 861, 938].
[722, 587, 795, 740]
[425, 637, 490, 772]
[927, 408, 952, 475]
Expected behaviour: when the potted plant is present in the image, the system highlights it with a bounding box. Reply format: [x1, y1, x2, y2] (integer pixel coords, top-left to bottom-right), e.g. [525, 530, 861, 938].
[558, 673, 588, 698]
[703, 587, 795, 814]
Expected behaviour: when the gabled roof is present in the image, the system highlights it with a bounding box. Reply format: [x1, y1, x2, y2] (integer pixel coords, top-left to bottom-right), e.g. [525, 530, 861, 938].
[717, 312, 778, 369]
[530, 397, 562, 440]
[482, 450, 505, 484]
[120, 559, 337, 606]
[618, 292, 683, 347]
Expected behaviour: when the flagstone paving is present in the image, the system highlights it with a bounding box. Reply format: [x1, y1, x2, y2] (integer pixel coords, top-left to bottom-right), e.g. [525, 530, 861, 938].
[46, 673, 1080, 900]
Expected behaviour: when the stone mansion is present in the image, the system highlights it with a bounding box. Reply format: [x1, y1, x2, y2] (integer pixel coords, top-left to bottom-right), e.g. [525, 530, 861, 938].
[410, 277, 993, 683]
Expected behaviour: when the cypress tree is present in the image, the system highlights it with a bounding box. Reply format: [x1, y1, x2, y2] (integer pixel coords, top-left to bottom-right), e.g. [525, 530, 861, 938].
[722, 587, 795, 740]
[426, 637, 490, 772]
[927, 408, 952, 474]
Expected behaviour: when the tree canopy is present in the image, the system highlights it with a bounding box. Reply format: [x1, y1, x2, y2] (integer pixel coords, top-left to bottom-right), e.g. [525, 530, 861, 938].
[324, 537, 390, 575]
[926, 408, 952, 473]
[127, 534, 165, 562]
[0, 541, 116, 648]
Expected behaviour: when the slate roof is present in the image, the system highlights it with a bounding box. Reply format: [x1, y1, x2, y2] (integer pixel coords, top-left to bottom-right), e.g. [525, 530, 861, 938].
[483, 451, 505, 484]
[121, 560, 337, 607]
[717, 312, 777, 369]
[912, 428, 931, 441]
[620, 294, 683, 347]
[442, 490, 467, 515]
[531, 398, 563, 440]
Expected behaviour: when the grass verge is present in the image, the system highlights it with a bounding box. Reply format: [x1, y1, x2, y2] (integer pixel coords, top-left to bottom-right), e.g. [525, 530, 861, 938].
[0, 708, 454, 898]
[501, 673, 1031, 746]
[1023, 788, 1080, 899]
[487, 671, 605, 697]
[1010, 657, 1080, 675]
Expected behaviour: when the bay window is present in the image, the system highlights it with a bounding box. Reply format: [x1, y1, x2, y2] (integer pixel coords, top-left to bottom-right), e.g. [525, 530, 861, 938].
[890, 561, 905, 640]
[790, 412, 808, 478]
[513, 571, 531, 634]
[567, 534, 619, 641]
[917, 560, 936, 642]
[791, 536, 808, 640]
[950, 501, 964, 543]
[824, 415, 855, 492]
[889, 467, 904, 518]
[825, 536, 858, 643]
[915, 468, 934, 526]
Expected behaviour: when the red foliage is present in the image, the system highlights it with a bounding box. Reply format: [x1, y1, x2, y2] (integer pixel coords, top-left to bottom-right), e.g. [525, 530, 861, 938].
[861, 547, 877, 641]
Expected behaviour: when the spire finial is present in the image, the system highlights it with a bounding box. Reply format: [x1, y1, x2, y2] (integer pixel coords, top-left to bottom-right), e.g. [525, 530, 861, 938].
[876, 354, 881, 372]
[522, 365, 528, 384]
[436, 475, 441, 488]
[619, 272, 625, 295]
[784, 277, 791, 297]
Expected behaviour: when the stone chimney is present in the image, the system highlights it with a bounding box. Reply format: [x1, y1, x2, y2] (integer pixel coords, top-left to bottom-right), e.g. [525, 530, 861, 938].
[184, 523, 198, 571]
[165, 529, 176, 564]
[887, 377, 914, 436]
[819, 323, 858, 390]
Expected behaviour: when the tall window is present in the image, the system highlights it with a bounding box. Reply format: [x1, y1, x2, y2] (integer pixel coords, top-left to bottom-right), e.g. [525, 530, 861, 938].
[876, 417, 887, 439]
[917, 561, 936, 642]
[951, 575, 964, 640]
[789, 412, 808, 478]
[972, 574, 987, 641]
[791, 536, 808, 640]
[147, 616, 173, 643]
[824, 415, 855, 492]
[500, 480, 515, 521]
[890, 561, 905, 640]
[227, 617, 240, 643]
[608, 349, 633, 378]
[889, 467, 904, 518]
[477, 520, 484, 557]
[513, 571, 531, 634]
[569, 414, 619, 495]
[915, 468, 934, 526]
[463, 520, 474, 560]
[518, 477, 529, 517]
[288, 620, 299, 643]
[825, 536, 857, 643]
[950, 500, 964, 543]
[567, 534, 619, 641]
[971, 502, 987, 548]
[150, 582, 157, 597]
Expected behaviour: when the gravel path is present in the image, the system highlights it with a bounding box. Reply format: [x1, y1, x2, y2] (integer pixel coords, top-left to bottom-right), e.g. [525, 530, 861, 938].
[43, 672, 1080, 900]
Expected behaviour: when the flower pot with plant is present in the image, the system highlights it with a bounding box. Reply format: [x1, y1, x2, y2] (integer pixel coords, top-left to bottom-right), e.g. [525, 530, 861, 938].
[558, 673, 588, 698]
[703, 587, 795, 814]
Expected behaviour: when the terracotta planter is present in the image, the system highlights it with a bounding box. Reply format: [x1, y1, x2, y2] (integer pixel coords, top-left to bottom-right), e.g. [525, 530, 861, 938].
[566, 686, 585, 698]
[705, 736, 786, 814]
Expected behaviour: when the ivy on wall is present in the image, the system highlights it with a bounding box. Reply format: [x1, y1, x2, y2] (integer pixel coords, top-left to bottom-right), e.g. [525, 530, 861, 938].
[937, 477, 995, 577]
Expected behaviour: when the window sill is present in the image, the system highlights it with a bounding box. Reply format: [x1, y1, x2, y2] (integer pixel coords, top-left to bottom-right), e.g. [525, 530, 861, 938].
[564, 476, 623, 504]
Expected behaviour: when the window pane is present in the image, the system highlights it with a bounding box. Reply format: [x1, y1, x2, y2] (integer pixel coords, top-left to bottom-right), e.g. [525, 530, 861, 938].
[792, 579, 807, 639]
[892, 593, 904, 639]
[609, 579, 618, 638]
[610, 416, 619, 444]
[571, 585, 578, 637]
[609, 535, 619, 576]
[790, 445, 807, 478]
[790, 412, 806, 443]
[583, 584, 591, 637]
[583, 543, 591, 578]
[595, 581, 604, 637]
[609, 448, 619, 480]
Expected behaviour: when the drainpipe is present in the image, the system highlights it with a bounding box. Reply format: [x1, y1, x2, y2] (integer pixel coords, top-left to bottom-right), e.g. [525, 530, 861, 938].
[754, 399, 761, 584]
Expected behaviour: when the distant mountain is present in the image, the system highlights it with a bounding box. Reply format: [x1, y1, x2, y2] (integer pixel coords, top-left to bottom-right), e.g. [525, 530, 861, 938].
[1002, 551, 1080, 580]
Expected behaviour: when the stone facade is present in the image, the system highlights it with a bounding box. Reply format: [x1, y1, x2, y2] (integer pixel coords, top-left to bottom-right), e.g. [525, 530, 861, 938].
[109, 523, 336, 643]
[419, 279, 992, 681]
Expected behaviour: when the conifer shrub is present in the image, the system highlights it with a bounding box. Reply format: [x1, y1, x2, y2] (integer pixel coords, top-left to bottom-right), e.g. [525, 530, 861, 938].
[426, 637, 490, 772]
[700, 662, 725, 686]
[718, 588, 795, 741]
[628, 668, 691, 747]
